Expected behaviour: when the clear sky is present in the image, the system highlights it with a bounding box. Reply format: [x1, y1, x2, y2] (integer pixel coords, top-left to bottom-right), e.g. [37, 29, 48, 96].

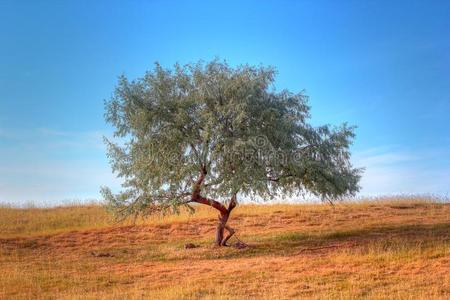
[1, 0, 449, 205]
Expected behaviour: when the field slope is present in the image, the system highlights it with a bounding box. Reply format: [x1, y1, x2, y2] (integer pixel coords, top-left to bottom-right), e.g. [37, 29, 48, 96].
[1, 198, 449, 299]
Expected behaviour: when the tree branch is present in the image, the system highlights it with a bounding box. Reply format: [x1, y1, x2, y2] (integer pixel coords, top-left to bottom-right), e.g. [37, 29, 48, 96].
[189, 167, 229, 215]
[192, 196, 228, 215]
[228, 192, 237, 212]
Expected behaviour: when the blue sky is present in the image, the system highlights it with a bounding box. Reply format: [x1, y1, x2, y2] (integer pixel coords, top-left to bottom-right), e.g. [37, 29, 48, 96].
[1, 0, 449, 205]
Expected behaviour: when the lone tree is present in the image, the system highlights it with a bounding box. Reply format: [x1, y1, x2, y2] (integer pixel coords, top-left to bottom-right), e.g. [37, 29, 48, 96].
[102, 60, 361, 246]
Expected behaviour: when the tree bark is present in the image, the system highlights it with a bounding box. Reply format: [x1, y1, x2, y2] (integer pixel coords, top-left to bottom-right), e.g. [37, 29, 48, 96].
[215, 212, 229, 246]
[215, 193, 237, 246]
[191, 168, 237, 246]
[221, 224, 235, 246]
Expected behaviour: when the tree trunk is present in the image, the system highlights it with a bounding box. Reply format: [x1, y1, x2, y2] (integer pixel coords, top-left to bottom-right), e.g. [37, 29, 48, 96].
[215, 212, 229, 246]
[191, 169, 237, 246]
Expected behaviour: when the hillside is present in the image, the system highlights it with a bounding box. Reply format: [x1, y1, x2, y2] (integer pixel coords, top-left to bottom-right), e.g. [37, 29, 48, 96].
[1, 198, 449, 299]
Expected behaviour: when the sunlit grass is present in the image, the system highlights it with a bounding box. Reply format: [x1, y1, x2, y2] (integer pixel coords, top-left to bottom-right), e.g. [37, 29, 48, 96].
[0, 196, 449, 299]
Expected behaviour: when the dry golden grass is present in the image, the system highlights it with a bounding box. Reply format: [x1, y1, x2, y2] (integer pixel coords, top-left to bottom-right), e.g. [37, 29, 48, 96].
[0, 197, 449, 299]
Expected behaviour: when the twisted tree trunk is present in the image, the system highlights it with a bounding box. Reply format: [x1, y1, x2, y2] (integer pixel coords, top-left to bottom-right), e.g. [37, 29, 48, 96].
[215, 195, 236, 246]
[216, 212, 229, 246]
[191, 168, 237, 246]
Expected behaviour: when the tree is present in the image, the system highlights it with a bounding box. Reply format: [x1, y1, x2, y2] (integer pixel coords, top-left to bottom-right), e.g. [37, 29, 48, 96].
[101, 60, 362, 246]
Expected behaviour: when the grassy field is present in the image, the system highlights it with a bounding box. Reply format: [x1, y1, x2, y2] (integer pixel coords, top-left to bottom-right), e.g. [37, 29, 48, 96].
[0, 197, 449, 299]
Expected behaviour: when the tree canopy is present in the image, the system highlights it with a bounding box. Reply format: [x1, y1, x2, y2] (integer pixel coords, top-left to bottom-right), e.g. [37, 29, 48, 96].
[101, 60, 361, 243]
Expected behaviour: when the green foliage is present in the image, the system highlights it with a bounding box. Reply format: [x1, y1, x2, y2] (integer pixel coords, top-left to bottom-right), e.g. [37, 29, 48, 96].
[102, 59, 362, 217]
